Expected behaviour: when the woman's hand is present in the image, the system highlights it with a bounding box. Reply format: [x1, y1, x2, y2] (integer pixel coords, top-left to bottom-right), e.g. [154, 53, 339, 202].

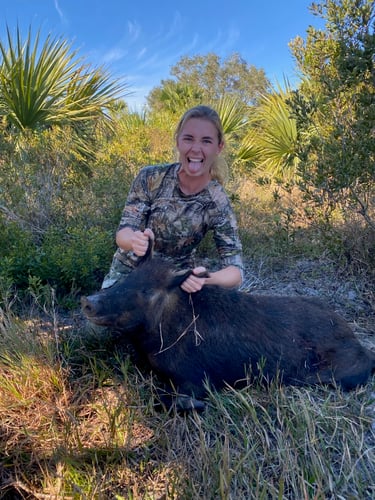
[180, 266, 208, 293]
[181, 265, 242, 293]
[131, 228, 154, 256]
[116, 227, 154, 256]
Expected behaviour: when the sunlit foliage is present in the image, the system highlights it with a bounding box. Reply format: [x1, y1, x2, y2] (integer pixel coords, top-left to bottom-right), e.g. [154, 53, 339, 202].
[0, 25, 127, 131]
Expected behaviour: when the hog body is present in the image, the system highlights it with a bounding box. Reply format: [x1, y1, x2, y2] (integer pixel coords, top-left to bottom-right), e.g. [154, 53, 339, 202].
[81, 258, 375, 409]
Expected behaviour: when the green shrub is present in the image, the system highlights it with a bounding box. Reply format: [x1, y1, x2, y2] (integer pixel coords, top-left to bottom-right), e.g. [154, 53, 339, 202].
[0, 220, 40, 289]
[37, 225, 115, 296]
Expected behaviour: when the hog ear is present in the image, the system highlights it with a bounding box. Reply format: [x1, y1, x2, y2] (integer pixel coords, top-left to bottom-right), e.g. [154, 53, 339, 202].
[168, 269, 193, 289]
[137, 236, 154, 265]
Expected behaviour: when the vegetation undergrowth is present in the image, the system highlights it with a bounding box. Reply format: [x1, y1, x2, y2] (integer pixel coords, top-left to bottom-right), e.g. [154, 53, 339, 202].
[0, 278, 374, 499]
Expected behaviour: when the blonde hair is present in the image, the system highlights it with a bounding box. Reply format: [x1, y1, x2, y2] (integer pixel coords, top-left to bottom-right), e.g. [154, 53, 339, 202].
[174, 105, 228, 185]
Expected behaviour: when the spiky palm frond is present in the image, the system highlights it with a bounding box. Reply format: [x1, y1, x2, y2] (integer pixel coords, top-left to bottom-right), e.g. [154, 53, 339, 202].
[0, 25, 126, 130]
[215, 94, 249, 139]
[238, 87, 299, 180]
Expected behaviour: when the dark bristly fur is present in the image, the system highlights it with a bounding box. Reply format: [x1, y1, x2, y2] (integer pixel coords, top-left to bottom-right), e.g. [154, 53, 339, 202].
[82, 256, 375, 410]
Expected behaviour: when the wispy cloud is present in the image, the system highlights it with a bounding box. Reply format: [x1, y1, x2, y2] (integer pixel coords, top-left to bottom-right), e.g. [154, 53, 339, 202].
[220, 26, 241, 52]
[136, 47, 147, 60]
[127, 20, 141, 43]
[162, 11, 183, 41]
[197, 25, 240, 56]
[54, 0, 67, 24]
[100, 20, 141, 66]
[103, 47, 128, 64]
[98, 10, 240, 109]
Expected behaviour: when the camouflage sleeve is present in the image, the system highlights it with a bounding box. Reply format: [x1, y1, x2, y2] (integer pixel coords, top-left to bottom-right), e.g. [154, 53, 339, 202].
[210, 190, 244, 278]
[117, 166, 154, 231]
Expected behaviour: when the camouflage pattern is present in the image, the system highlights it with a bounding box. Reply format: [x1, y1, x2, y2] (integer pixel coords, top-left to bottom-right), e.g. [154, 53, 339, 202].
[102, 163, 243, 288]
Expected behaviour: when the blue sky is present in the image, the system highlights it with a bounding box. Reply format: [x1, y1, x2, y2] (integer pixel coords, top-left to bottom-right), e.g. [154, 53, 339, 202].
[1, 0, 324, 109]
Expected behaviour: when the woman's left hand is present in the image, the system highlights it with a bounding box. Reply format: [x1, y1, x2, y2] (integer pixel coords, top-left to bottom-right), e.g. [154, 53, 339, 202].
[180, 266, 208, 293]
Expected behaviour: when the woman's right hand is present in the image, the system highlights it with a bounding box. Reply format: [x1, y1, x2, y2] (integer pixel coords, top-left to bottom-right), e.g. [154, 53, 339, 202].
[116, 227, 154, 256]
[131, 228, 154, 256]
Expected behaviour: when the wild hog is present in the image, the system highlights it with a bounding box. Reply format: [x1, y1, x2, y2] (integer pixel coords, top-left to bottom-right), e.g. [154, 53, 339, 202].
[81, 258, 375, 410]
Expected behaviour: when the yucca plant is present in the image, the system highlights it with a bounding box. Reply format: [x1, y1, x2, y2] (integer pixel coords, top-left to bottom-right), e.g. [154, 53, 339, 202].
[0, 25, 126, 131]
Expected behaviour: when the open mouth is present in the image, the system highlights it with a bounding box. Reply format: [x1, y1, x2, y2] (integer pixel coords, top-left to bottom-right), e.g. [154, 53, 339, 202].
[187, 158, 204, 173]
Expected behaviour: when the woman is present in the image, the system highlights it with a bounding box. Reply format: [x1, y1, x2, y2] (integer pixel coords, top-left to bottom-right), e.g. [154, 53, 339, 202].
[102, 105, 243, 293]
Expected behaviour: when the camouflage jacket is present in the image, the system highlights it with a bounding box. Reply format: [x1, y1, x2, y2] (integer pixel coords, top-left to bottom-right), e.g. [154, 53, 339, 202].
[104, 163, 243, 286]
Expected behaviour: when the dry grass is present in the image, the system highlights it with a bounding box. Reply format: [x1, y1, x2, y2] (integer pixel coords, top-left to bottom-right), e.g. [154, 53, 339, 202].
[233, 178, 375, 279]
[0, 277, 374, 499]
[1, 179, 374, 498]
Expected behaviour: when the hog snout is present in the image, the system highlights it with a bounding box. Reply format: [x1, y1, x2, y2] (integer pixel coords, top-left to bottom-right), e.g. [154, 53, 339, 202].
[81, 295, 101, 317]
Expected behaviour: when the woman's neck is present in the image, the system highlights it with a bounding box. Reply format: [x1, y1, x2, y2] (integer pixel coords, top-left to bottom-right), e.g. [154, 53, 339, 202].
[177, 169, 211, 195]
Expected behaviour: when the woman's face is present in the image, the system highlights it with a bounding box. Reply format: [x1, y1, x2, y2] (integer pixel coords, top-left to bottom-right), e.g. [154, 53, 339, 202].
[176, 117, 224, 179]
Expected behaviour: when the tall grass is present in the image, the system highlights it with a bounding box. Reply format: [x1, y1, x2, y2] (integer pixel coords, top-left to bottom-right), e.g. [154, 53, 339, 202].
[0, 288, 374, 499]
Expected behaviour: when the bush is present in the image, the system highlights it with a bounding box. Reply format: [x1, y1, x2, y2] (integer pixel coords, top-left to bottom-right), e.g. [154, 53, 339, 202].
[0, 125, 136, 299]
[0, 219, 40, 289]
[38, 224, 116, 295]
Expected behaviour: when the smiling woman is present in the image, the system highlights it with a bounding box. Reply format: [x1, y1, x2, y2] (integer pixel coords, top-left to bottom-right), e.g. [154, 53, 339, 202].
[176, 117, 224, 193]
[102, 105, 244, 293]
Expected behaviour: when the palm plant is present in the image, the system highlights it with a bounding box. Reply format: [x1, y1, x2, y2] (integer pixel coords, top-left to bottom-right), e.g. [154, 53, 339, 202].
[238, 85, 299, 180]
[215, 94, 249, 140]
[0, 25, 127, 131]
